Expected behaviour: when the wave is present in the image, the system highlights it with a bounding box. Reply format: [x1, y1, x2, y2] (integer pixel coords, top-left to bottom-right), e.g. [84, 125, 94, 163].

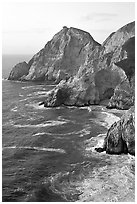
[13, 120, 67, 128]
[2, 146, 66, 153]
[29, 103, 66, 110]
[19, 94, 24, 97]
[79, 106, 92, 112]
[32, 132, 46, 136]
[89, 111, 120, 129]
[32, 91, 46, 96]
[38, 126, 90, 137]
[11, 106, 18, 112]
[21, 85, 45, 90]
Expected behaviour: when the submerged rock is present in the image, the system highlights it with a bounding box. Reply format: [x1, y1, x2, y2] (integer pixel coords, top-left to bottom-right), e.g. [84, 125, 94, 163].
[95, 106, 135, 155]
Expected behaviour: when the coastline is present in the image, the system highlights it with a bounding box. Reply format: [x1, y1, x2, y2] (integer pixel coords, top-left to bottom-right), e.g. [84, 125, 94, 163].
[76, 108, 135, 202]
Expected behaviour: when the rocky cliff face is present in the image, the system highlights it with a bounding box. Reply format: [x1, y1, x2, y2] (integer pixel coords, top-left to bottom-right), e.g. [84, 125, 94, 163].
[107, 36, 135, 109]
[41, 21, 135, 107]
[8, 26, 100, 82]
[8, 62, 29, 80]
[96, 106, 135, 155]
[8, 21, 135, 109]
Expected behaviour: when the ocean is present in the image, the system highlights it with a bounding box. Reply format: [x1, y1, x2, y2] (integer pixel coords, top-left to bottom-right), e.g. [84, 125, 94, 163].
[2, 55, 135, 202]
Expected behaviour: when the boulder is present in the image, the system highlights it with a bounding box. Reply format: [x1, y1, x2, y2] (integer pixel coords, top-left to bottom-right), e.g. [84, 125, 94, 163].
[95, 106, 135, 155]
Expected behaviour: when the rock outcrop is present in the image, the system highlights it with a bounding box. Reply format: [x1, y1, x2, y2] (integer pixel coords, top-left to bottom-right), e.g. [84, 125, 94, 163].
[8, 26, 100, 82]
[95, 106, 135, 155]
[8, 62, 29, 80]
[41, 21, 135, 107]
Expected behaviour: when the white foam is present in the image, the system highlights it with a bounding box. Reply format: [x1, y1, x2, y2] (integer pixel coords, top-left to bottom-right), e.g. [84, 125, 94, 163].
[21, 85, 44, 90]
[79, 106, 92, 112]
[102, 111, 120, 129]
[19, 98, 31, 102]
[29, 103, 45, 110]
[33, 91, 46, 96]
[30, 103, 65, 110]
[14, 120, 67, 128]
[19, 94, 24, 97]
[32, 132, 46, 136]
[42, 127, 90, 137]
[79, 129, 91, 137]
[2, 146, 66, 153]
[11, 106, 18, 112]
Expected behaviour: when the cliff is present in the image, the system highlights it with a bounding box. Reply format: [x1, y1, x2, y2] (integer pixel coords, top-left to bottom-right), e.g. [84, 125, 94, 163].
[8, 26, 100, 82]
[107, 37, 135, 109]
[8, 22, 135, 109]
[41, 21, 135, 107]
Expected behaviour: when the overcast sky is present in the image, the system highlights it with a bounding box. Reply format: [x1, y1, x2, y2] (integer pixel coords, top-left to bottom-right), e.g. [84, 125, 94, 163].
[2, 1, 135, 55]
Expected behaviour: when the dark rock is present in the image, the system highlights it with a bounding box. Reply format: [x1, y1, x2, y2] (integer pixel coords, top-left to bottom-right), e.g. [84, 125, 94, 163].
[97, 107, 135, 155]
[95, 147, 105, 153]
[39, 102, 44, 106]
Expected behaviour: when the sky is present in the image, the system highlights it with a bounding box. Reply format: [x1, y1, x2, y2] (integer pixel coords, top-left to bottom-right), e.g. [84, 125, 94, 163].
[2, 0, 135, 55]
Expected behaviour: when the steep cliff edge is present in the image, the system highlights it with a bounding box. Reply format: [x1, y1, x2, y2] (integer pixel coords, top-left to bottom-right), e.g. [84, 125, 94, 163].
[41, 21, 135, 107]
[8, 26, 100, 82]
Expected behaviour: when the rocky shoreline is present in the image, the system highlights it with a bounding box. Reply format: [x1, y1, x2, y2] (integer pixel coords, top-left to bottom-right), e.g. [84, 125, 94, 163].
[7, 21, 135, 201]
[43, 108, 134, 202]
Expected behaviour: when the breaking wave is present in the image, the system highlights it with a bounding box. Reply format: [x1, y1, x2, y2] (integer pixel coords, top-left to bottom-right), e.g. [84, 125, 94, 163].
[2, 146, 66, 153]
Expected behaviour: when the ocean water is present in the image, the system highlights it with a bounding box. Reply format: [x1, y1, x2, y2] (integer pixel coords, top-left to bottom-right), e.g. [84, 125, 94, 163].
[2, 55, 135, 202]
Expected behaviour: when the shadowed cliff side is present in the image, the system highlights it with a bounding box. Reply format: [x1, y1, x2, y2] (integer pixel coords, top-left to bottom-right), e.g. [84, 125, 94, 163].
[107, 37, 135, 110]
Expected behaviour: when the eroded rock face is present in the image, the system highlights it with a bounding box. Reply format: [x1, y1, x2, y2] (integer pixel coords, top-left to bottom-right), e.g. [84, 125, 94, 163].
[95, 106, 135, 155]
[8, 62, 29, 80]
[9, 26, 100, 82]
[41, 21, 135, 107]
[43, 75, 100, 107]
[107, 36, 135, 110]
[107, 78, 134, 110]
